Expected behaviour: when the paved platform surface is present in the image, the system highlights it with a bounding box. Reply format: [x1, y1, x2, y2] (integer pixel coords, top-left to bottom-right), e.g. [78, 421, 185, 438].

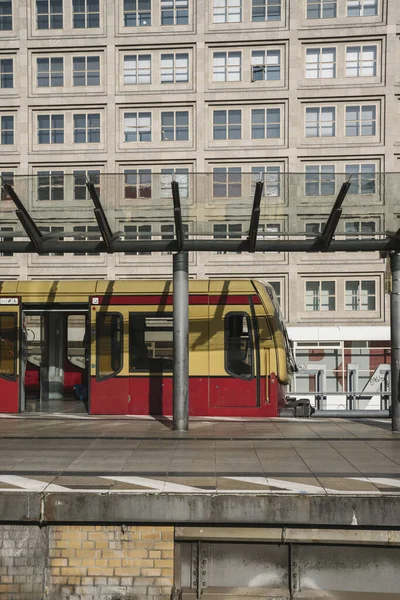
[0, 415, 399, 496]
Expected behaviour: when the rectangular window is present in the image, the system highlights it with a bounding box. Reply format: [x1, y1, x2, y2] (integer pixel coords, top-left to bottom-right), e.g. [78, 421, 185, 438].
[130, 313, 173, 372]
[306, 48, 336, 79]
[124, 112, 151, 142]
[306, 281, 336, 311]
[160, 53, 188, 83]
[0, 314, 16, 380]
[251, 108, 280, 139]
[306, 0, 336, 18]
[225, 313, 253, 379]
[345, 164, 376, 194]
[268, 281, 281, 305]
[251, 165, 281, 197]
[344, 220, 376, 239]
[73, 225, 100, 256]
[96, 313, 123, 380]
[0, 1, 12, 30]
[73, 169, 100, 200]
[124, 54, 151, 84]
[305, 106, 335, 137]
[124, 0, 151, 26]
[73, 0, 100, 28]
[345, 280, 376, 311]
[213, 52, 241, 82]
[37, 57, 63, 87]
[347, 0, 377, 17]
[37, 170, 64, 201]
[36, 0, 63, 29]
[213, 0, 241, 23]
[73, 113, 100, 143]
[161, 222, 188, 254]
[252, 0, 281, 21]
[346, 46, 377, 77]
[213, 222, 242, 254]
[251, 49, 280, 81]
[161, 111, 189, 141]
[305, 165, 335, 196]
[0, 114, 13, 144]
[161, 168, 189, 198]
[73, 56, 100, 86]
[0, 170, 13, 201]
[0, 226, 13, 257]
[305, 222, 325, 235]
[39, 225, 64, 256]
[345, 105, 376, 137]
[124, 169, 152, 199]
[161, 0, 188, 25]
[0, 58, 12, 88]
[213, 109, 241, 140]
[124, 224, 152, 255]
[213, 167, 242, 197]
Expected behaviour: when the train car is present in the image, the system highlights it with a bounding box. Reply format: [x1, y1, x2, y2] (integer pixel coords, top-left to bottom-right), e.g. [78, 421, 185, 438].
[0, 279, 294, 416]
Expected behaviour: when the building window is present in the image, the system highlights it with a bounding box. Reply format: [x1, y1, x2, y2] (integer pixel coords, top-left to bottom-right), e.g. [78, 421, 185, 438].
[251, 165, 281, 196]
[306, 0, 336, 19]
[251, 50, 280, 81]
[213, 0, 241, 23]
[124, 112, 152, 142]
[345, 164, 376, 194]
[346, 46, 377, 77]
[344, 220, 376, 239]
[345, 280, 376, 311]
[213, 167, 242, 197]
[0, 1, 12, 30]
[73, 225, 100, 256]
[37, 114, 63, 144]
[213, 222, 242, 254]
[213, 109, 241, 140]
[0, 170, 13, 201]
[73, 0, 100, 28]
[252, 0, 281, 21]
[124, 55, 151, 84]
[213, 52, 241, 82]
[37, 57, 63, 87]
[36, 0, 63, 29]
[305, 106, 335, 137]
[0, 226, 13, 257]
[252, 108, 280, 139]
[161, 111, 189, 141]
[347, 0, 377, 17]
[124, 224, 152, 255]
[161, 0, 188, 25]
[305, 165, 335, 195]
[124, 169, 152, 199]
[73, 169, 100, 200]
[161, 223, 189, 254]
[160, 168, 189, 197]
[39, 225, 64, 256]
[305, 222, 325, 235]
[306, 48, 336, 79]
[0, 114, 13, 144]
[306, 281, 336, 311]
[0, 58, 12, 88]
[268, 281, 281, 305]
[345, 105, 376, 137]
[37, 171, 64, 201]
[73, 56, 100, 86]
[160, 53, 188, 83]
[73, 113, 100, 143]
[123, 0, 151, 26]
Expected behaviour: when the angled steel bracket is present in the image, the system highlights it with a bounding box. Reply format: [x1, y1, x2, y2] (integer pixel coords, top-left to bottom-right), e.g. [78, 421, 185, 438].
[86, 181, 114, 252]
[248, 180, 264, 253]
[172, 180, 184, 252]
[2, 181, 45, 254]
[311, 181, 351, 251]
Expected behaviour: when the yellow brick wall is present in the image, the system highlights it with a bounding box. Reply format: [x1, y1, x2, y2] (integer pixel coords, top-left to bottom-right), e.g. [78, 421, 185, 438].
[48, 525, 174, 599]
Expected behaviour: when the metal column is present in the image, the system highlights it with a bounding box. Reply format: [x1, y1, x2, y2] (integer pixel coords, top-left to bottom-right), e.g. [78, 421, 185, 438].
[390, 252, 400, 432]
[173, 252, 189, 431]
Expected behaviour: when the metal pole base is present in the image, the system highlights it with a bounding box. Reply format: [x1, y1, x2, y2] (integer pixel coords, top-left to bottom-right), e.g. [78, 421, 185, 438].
[173, 252, 189, 431]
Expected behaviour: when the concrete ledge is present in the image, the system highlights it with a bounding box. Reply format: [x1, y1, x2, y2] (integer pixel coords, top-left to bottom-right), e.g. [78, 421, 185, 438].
[0, 492, 41, 521]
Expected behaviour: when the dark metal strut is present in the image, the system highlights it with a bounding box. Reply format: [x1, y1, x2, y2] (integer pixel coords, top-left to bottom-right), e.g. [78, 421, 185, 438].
[248, 180, 264, 253]
[171, 180, 184, 252]
[86, 181, 114, 252]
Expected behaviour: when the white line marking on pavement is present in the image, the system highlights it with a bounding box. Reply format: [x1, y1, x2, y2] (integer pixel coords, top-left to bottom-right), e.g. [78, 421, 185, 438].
[349, 477, 400, 488]
[0, 475, 69, 492]
[101, 475, 209, 493]
[224, 476, 333, 494]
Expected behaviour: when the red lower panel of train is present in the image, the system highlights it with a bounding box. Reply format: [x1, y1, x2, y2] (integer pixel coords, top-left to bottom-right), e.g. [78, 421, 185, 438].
[90, 375, 283, 417]
[0, 377, 19, 413]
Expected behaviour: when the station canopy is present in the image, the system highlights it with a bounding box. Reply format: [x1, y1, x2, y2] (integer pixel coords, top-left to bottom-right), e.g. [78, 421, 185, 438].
[0, 172, 399, 255]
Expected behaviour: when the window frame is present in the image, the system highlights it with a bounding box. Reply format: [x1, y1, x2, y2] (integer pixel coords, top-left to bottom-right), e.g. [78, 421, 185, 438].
[224, 311, 254, 380]
[129, 311, 173, 373]
[305, 280, 336, 312]
[344, 279, 377, 312]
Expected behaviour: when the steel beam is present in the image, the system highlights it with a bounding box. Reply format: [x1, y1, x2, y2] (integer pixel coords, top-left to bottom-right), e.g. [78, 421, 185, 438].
[390, 252, 400, 432]
[173, 252, 189, 431]
[312, 181, 351, 251]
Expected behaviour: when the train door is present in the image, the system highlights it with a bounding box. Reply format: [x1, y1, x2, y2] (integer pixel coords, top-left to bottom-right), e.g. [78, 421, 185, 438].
[90, 303, 129, 414]
[209, 304, 259, 409]
[0, 304, 19, 413]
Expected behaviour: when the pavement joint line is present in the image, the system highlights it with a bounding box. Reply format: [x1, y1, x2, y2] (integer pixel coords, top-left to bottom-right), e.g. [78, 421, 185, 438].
[0, 436, 399, 441]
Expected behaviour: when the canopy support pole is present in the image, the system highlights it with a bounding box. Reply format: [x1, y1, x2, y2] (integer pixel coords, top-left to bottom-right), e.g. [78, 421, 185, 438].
[173, 252, 189, 431]
[390, 251, 400, 432]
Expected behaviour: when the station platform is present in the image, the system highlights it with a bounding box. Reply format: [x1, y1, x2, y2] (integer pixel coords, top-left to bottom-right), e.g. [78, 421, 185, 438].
[0, 415, 400, 527]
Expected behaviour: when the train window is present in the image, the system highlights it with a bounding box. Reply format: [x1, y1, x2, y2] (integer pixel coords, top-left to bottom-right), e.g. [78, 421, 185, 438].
[0, 313, 16, 380]
[67, 314, 87, 369]
[96, 312, 123, 381]
[225, 312, 253, 380]
[129, 313, 173, 372]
